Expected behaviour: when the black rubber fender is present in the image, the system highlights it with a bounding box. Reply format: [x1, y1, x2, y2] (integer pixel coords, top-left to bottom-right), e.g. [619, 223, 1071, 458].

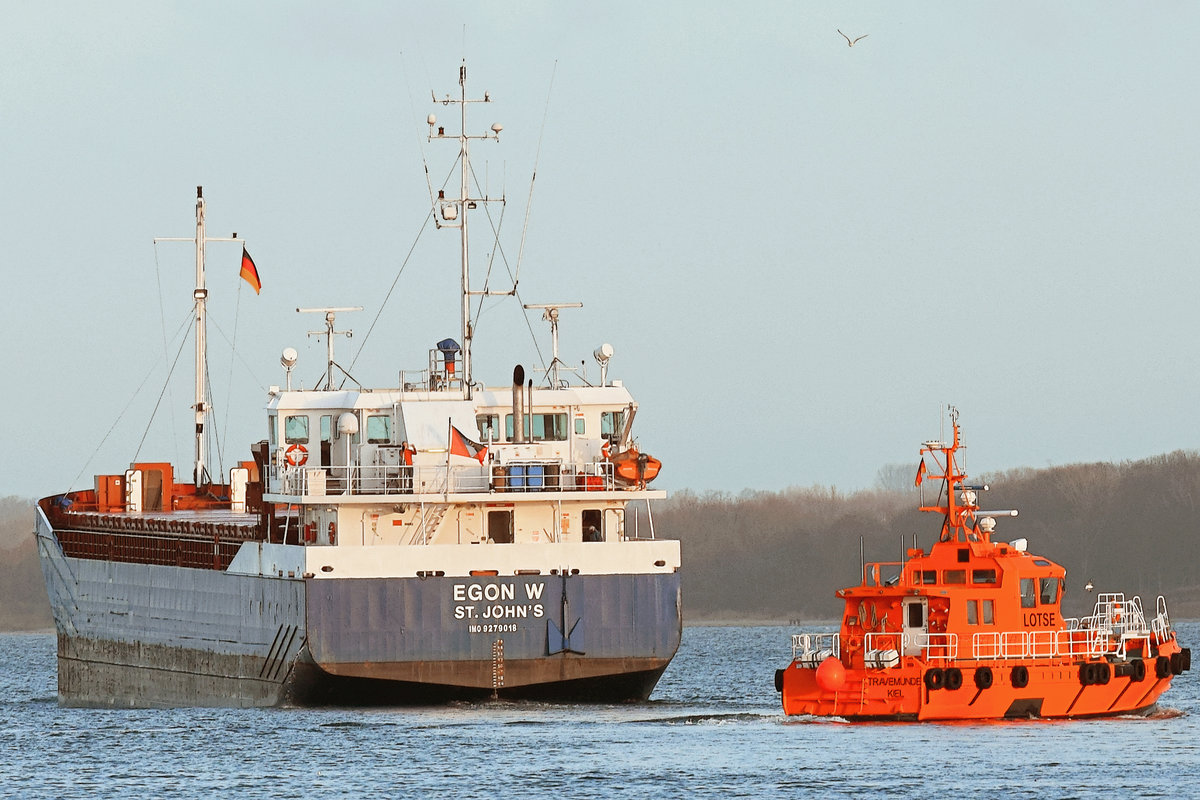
[775, 668, 785, 692]
[944, 667, 964, 691]
[1011, 665, 1030, 689]
[1096, 662, 1111, 685]
[1130, 658, 1146, 683]
[1156, 655, 1172, 679]
[1170, 652, 1185, 676]
[924, 667, 945, 691]
[974, 666, 993, 690]
[1079, 662, 1094, 686]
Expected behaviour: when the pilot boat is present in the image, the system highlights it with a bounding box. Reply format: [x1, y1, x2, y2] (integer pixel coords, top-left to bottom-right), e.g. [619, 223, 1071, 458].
[776, 410, 1190, 721]
[35, 64, 679, 708]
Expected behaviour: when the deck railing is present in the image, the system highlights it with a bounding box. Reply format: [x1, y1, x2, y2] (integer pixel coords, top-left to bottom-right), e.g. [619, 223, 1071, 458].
[271, 460, 617, 498]
[789, 594, 1173, 669]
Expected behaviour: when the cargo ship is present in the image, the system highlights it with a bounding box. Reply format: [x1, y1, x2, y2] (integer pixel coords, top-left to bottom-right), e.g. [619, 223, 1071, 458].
[35, 64, 680, 708]
[776, 409, 1190, 721]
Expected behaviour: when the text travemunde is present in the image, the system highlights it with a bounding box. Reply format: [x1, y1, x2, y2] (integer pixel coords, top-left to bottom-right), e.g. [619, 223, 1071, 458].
[453, 582, 545, 620]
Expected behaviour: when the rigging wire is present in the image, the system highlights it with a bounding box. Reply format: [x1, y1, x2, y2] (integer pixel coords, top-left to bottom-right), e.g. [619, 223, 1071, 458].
[221, 281, 243, 476]
[151, 241, 181, 465]
[66, 308, 193, 493]
[132, 308, 194, 463]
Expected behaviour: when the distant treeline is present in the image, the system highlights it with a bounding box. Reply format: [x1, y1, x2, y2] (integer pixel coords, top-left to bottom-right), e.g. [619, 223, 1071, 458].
[2, 452, 1199, 630]
[0, 497, 50, 631]
[656, 451, 1200, 622]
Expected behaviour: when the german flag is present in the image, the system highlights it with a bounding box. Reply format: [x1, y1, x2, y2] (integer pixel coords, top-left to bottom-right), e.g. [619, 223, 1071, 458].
[239, 247, 261, 294]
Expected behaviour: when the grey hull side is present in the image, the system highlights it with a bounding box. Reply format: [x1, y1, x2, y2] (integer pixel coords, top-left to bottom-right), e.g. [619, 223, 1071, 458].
[38, 513, 682, 707]
[37, 513, 305, 708]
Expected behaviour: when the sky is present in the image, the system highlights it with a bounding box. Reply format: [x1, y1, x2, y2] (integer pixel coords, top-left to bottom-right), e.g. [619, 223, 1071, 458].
[3, 2, 1199, 500]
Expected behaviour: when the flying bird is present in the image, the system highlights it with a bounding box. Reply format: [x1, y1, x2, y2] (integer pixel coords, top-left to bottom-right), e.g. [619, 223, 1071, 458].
[838, 29, 868, 47]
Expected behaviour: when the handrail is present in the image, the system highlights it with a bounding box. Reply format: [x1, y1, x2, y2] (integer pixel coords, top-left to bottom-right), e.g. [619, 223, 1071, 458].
[269, 459, 620, 498]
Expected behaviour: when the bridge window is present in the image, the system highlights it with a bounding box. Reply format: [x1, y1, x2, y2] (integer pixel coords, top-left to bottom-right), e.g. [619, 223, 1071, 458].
[1039, 577, 1059, 605]
[366, 415, 391, 444]
[477, 414, 500, 442]
[1020, 578, 1037, 608]
[284, 415, 310, 444]
[505, 413, 569, 442]
[321, 415, 332, 443]
[972, 569, 997, 585]
[575, 417, 586, 435]
[943, 570, 966, 585]
[601, 410, 625, 442]
[966, 600, 978, 625]
[982, 599, 994, 624]
[914, 570, 936, 585]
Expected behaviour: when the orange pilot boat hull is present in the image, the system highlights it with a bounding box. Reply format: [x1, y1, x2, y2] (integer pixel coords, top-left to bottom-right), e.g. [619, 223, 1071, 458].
[781, 648, 1188, 721]
[777, 410, 1191, 722]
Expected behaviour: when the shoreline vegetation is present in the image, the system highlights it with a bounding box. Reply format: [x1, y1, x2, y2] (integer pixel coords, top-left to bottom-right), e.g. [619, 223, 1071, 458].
[5, 450, 1200, 630]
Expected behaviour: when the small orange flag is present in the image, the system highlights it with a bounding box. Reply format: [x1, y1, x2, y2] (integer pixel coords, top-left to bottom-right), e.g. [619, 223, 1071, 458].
[239, 247, 261, 294]
[914, 459, 927, 487]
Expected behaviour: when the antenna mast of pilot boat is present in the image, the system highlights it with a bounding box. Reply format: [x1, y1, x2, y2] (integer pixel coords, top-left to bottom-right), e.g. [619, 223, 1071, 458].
[430, 62, 502, 398]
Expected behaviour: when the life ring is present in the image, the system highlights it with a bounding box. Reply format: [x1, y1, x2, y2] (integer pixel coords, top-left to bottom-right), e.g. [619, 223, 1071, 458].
[1130, 658, 1146, 683]
[1155, 655, 1172, 679]
[601, 440, 611, 460]
[974, 666, 994, 690]
[944, 667, 963, 691]
[1011, 665, 1030, 689]
[924, 668, 945, 691]
[286, 443, 308, 467]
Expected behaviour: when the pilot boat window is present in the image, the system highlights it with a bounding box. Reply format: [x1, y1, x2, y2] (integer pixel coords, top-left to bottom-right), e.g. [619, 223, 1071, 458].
[1020, 578, 1037, 608]
[284, 415, 310, 444]
[982, 599, 994, 624]
[915, 570, 937, 585]
[366, 415, 392, 444]
[972, 569, 997, 585]
[943, 569, 966, 585]
[907, 603, 924, 628]
[1039, 577, 1059, 605]
[967, 600, 978, 625]
[477, 414, 500, 442]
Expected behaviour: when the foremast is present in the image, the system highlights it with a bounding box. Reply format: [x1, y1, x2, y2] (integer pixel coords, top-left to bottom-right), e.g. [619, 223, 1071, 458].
[156, 186, 243, 488]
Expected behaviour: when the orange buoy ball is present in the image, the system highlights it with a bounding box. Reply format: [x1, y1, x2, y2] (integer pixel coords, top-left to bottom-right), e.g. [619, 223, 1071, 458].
[816, 656, 846, 692]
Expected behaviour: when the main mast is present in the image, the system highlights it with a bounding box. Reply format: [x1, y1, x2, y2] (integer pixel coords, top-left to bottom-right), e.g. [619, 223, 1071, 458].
[193, 188, 209, 488]
[430, 61, 502, 396]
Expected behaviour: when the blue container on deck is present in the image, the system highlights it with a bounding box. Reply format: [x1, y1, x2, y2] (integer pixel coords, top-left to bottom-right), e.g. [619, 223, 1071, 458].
[527, 464, 544, 490]
[509, 464, 526, 491]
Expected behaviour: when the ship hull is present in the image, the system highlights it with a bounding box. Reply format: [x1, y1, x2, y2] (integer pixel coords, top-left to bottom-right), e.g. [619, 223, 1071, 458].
[779, 656, 1186, 721]
[37, 512, 681, 708]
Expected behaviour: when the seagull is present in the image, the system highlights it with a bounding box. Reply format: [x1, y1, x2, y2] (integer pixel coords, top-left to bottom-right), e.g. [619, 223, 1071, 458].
[838, 29, 868, 47]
